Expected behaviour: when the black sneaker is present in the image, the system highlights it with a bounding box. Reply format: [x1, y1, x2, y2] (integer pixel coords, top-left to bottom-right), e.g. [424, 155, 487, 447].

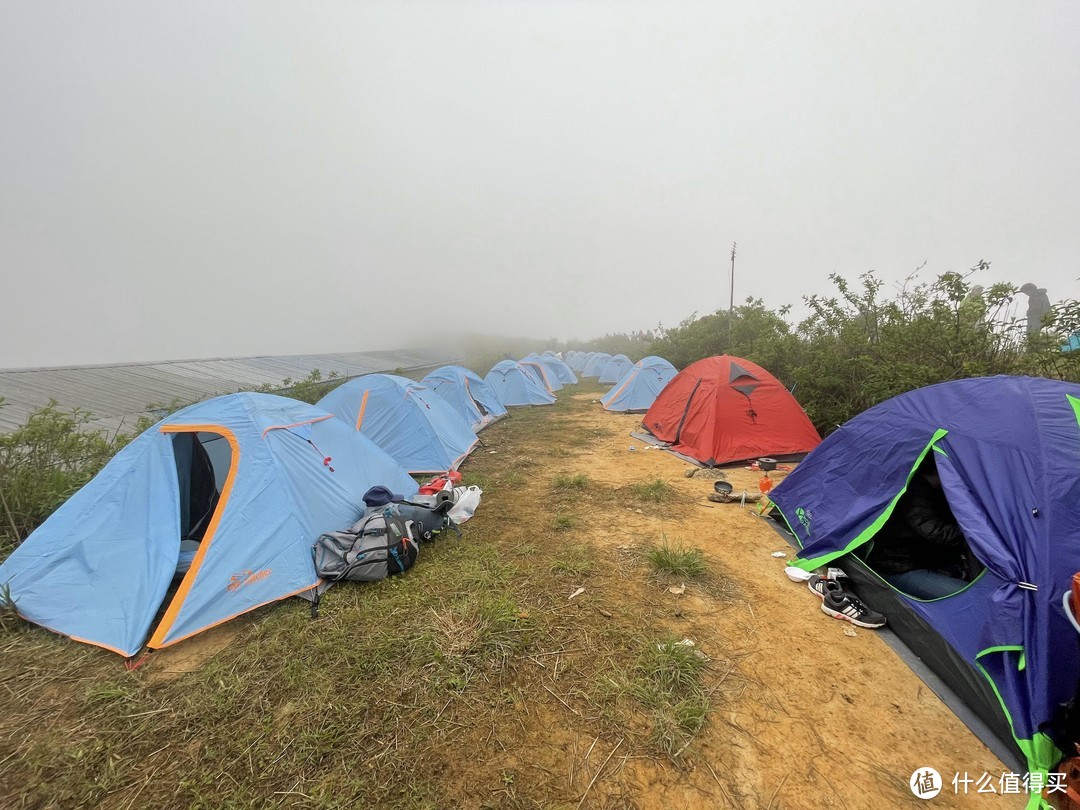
[807, 575, 843, 601]
[820, 590, 887, 629]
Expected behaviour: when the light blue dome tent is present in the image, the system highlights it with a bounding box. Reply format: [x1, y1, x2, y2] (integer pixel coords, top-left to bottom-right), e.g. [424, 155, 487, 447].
[537, 354, 578, 386]
[518, 362, 555, 394]
[0, 393, 416, 657]
[581, 352, 612, 378]
[422, 365, 507, 433]
[600, 356, 677, 412]
[571, 352, 595, 373]
[598, 354, 634, 384]
[519, 357, 561, 392]
[485, 360, 556, 406]
[317, 375, 478, 474]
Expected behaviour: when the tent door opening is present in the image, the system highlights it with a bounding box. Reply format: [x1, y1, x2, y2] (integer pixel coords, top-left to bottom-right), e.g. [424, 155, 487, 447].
[860, 454, 986, 600]
[172, 431, 231, 578]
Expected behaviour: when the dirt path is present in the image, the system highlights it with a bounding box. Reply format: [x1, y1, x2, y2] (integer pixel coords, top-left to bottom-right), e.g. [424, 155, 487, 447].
[514, 389, 1007, 808]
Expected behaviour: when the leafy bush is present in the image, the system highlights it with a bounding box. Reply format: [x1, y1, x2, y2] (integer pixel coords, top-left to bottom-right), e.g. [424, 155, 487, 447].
[255, 368, 341, 404]
[647, 264, 1079, 434]
[0, 402, 130, 556]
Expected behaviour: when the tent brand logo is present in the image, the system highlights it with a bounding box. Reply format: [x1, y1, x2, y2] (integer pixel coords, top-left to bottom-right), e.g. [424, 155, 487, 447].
[227, 569, 271, 592]
[796, 507, 812, 532]
[910, 767, 942, 799]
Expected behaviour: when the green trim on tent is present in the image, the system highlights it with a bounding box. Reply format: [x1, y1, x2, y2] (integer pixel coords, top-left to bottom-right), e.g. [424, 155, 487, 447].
[1018, 735, 1057, 809]
[977, 644, 1025, 660]
[1069, 394, 1080, 430]
[793, 429, 949, 571]
[777, 509, 804, 550]
[855, 558, 987, 603]
[974, 646, 1062, 800]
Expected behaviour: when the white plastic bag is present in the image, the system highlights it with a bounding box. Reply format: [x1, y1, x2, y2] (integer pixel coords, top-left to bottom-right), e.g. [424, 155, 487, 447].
[448, 485, 482, 523]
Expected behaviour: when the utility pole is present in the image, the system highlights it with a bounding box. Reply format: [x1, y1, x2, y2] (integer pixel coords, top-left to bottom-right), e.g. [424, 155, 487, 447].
[729, 242, 737, 338]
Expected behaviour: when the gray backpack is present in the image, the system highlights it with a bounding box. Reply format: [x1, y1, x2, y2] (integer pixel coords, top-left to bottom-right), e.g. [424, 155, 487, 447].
[313, 509, 420, 583]
[373, 495, 460, 542]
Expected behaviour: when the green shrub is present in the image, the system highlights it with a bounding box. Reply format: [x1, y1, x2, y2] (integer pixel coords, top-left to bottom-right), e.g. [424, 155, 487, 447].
[0, 403, 129, 556]
[255, 368, 340, 404]
[647, 266, 1080, 434]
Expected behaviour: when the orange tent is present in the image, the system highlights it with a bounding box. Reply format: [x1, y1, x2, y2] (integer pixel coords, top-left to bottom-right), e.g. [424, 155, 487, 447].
[641, 355, 821, 466]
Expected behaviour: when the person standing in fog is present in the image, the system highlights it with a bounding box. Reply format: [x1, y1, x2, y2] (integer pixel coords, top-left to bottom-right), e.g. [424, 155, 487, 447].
[1019, 283, 1052, 336]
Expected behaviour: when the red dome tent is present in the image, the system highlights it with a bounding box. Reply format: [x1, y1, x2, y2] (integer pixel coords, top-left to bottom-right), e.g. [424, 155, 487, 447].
[641, 355, 821, 466]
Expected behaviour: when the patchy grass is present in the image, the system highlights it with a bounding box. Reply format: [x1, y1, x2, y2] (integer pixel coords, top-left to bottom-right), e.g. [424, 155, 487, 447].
[594, 635, 713, 759]
[83, 682, 137, 707]
[646, 537, 708, 579]
[633, 637, 711, 757]
[552, 513, 578, 532]
[513, 455, 538, 469]
[631, 477, 674, 503]
[552, 473, 589, 490]
[464, 471, 494, 491]
[500, 470, 525, 487]
[550, 544, 594, 576]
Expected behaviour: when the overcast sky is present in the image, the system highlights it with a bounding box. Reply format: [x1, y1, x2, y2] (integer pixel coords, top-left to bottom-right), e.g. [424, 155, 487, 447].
[2, 1, 1078, 369]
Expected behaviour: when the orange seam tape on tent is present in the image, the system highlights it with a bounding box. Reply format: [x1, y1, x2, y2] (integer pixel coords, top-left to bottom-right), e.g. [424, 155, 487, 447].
[449, 439, 480, 471]
[355, 390, 370, 431]
[22, 611, 134, 657]
[524, 362, 553, 393]
[603, 369, 639, 410]
[67, 634, 133, 658]
[536, 365, 554, 392]
[149, 424, 240, 649]
[261, 414, 333, 437]
[149, 581, 321, 650]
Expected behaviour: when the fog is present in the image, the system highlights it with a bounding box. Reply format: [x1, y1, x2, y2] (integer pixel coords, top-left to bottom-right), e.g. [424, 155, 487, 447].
[2, 1, 1078, 369]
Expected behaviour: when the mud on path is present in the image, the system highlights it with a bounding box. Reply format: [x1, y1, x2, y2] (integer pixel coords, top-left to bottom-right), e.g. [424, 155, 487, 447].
[459, 388, 1006, 809]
